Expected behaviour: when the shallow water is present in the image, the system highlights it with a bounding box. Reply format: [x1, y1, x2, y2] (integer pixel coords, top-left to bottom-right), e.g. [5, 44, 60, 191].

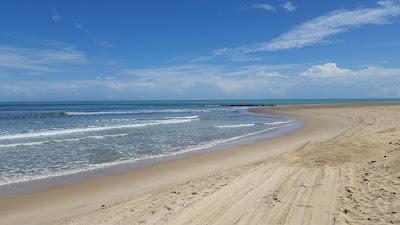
[0, 101, 303, 186]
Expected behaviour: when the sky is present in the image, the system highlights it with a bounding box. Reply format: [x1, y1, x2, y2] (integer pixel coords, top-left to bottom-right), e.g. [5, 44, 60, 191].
[0, 0, 400, 101]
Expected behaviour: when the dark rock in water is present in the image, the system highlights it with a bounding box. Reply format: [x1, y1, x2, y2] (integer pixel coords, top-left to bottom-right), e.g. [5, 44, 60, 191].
[220, 104, 275, 107]
[58, 111, 67, 116]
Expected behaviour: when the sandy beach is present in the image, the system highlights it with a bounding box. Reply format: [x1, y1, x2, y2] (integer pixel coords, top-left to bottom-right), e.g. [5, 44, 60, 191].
[1, 103, 400, 225]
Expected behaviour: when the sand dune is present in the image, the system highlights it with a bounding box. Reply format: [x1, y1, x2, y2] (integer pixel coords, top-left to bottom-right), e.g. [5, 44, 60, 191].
[2, 103, 400, 225]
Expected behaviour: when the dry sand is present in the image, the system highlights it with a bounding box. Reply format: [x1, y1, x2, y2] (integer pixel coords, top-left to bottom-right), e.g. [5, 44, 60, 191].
[1, 103, 400, 225]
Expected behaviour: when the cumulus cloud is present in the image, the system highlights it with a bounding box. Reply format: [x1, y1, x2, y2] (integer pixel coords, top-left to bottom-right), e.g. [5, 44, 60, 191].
[300, 63, 353, 77]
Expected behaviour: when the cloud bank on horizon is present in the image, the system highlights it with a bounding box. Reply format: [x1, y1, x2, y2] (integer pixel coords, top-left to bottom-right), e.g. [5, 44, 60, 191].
[0, 0, 400, 100]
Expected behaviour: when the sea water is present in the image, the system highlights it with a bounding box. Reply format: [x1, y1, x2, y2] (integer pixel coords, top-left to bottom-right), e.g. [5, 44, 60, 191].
[1, 99, 396, 188]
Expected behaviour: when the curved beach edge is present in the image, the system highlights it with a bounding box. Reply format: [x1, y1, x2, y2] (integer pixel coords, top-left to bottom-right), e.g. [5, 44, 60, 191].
[0, 107, 301, 196]
[2, 102, 400, 225]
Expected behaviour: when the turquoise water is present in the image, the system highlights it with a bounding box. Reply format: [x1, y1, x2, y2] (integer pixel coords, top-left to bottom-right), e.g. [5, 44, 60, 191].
[0, 100, 299, 186]
[0, 99, 398, 187]
[2, 98, 400, 107]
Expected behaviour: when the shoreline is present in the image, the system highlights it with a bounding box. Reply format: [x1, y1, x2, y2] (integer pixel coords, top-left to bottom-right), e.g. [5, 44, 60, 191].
[1, 102, 400, 225]
[0, 112, 301, 198]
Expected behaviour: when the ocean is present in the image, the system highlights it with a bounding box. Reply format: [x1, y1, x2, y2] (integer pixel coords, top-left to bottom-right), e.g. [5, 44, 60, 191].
[0, 99, 398, 190]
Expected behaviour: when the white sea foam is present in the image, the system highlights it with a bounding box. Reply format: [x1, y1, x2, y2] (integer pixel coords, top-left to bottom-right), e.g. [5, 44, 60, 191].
[166, 115, 200, 119]
[171, 124, 294, 157]
[65, 111, 134, 115]
[0, 141, 45, 148]
[265, 120, 292, 125]
[216, 123, 255, 128]
[0, 118, 197, 140]
[213, 124, 292, 145]
[65, 109, 208, 116]
[0, 133, 130, 148]
[0, 124, 293, 186]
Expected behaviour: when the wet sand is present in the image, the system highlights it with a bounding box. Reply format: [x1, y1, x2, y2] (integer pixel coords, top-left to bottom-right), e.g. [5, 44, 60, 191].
[1, 103, 400, 225]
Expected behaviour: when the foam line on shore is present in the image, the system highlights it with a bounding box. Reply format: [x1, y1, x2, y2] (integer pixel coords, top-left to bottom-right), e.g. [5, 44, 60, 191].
[0, 133, 129, 148]
[0, 124, 292, 186]
[0, 118, 197, 140]
[215, 123, 255, 128]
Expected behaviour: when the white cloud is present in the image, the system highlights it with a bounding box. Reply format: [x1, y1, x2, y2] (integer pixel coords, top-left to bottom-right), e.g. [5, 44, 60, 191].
[355, 65, 400, 77]
[251, 3, 275, 11]
[94, 39, 112, 48]
[0, 45, 87, 72]
[51, 8, 61, 22]
[75, 24, 112, 48]
[212, 48, 261, 62]
[251, 1, 400, 52]
[300, 63, 400, 78]
[244, 2, 296, 13]
[122, 64, 292, 79]
[75, 23, 90, 34]
[378, 0, 397, 7]
[118, 64, 295, 95]
[0, 64, 295, 100]
[113, 63, 400, 98]
[1, 62, 400, 100]
[217, 1, 400, 55]
[282, 2, 296, 12]
[300, 63, 353, 77]
[97, 75, 115, 80]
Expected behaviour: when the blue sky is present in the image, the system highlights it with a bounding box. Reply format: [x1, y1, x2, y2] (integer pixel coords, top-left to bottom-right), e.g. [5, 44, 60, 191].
[1, 0, 400, 101]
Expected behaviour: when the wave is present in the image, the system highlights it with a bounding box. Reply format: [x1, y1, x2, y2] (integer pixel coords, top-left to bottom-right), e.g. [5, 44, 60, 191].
[64, 111, 134, 116]
[63, 106, 250, 116]
[166, 115, 199, 119]
[0, 133, 130, 148]
[215, 120, 292, 129]
[214, 124, 292, 145]
[265, 120, 292, 125]
[64, 109, 208, 116]
[216, 123, 255, 128]
[172, 124, 293, 155]
[0, 141, 45, 148]
[0, 118, 197, 140]
[0, 124, 293, 186]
